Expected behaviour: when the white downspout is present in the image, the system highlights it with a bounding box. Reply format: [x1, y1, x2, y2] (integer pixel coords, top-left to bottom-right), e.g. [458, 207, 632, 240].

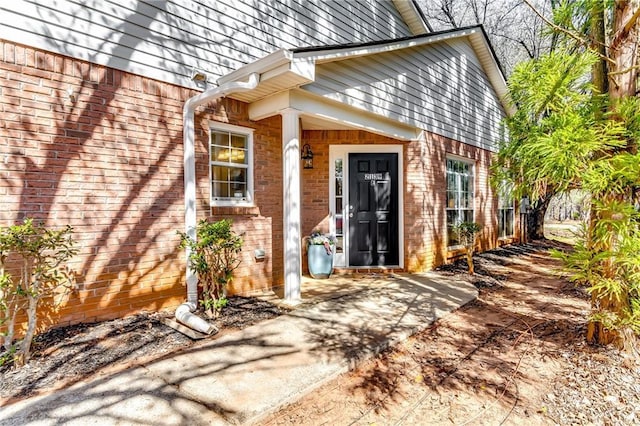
[177, 73, 259, 334]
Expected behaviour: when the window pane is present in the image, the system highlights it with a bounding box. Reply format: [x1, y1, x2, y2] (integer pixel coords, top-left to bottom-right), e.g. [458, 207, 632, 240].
[212, 181, 229, 198]
[447, 191, 456, 209]
[230, 149, 246, 164]
[231, 134, 246, 148]
[336, 215, 343, 234]
[211, 131, 229, 147]
[506, 209, 514, 236]
[499, 208, 514, 237]
[230, 168, 246, 183]
[445, 158, 474, 247]
[446, 209, 459, 246]
[213, 146, 230, 162]
[230, 183, 246, 198]
[212, 165, 229, 181]
[210, 128, 251, 203]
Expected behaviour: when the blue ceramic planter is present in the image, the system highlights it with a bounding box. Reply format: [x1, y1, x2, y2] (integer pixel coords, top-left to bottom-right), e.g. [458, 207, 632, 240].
[307, 244, 334, 279]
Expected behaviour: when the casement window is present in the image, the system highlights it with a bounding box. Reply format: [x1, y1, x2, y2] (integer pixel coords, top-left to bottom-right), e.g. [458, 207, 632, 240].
[209, 123, 253, 206]
[498, 183, 515, 239]
[446, 157, 474, 247]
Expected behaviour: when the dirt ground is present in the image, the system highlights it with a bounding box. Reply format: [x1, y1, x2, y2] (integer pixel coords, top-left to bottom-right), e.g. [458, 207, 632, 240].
[265, 241, 640, 426]
[0, 296, 287, 402]
[2, 241, 640, 425]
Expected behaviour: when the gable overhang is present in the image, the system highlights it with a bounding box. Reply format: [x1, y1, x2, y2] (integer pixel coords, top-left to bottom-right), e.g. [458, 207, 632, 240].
[214, 25, 512, 129]
[391, 0, 433, 34]
[217, 49, 316, 104]
[290, 25, 513, 116]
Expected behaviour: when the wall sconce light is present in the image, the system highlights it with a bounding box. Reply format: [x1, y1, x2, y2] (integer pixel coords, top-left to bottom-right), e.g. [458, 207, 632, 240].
[66, 86, 76, 102]
[301, 144, 313, 169]
[191, 70, 207, 83]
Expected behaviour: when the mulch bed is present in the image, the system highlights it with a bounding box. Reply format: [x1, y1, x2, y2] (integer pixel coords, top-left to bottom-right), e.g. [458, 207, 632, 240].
[0, 296, 288, 401]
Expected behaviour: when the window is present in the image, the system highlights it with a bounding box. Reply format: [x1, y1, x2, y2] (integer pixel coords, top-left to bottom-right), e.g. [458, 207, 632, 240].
[209, 124, 253, 206]
[498, 183, 514, 239]
[446, 158, 474, 247]
[333, 158, 344, 254]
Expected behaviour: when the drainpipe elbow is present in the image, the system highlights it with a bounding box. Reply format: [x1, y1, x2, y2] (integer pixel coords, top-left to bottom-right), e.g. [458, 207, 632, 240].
[175, 302, 217, 335]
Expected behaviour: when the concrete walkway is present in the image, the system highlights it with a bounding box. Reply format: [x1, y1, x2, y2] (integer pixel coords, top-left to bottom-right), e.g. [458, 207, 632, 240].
[0, 273, 477, 426]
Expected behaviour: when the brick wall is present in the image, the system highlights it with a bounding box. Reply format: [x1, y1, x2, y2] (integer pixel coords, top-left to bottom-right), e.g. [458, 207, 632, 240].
[0, 36, 512, 331]
[207, 115, 284, 291]
[405, 132, 500, 270]
[301, 129, 508, 273]
[0, 39, 279, 330]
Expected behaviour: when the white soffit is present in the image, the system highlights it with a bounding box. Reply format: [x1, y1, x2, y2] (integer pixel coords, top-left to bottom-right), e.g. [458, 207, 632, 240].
[218, 50, 315, 104]
[249, 90, 418, 141]
[391, 0, 431, 35]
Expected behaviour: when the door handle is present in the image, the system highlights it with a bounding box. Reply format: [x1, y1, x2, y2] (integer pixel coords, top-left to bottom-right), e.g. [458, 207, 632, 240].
[349, 213, 353, 218]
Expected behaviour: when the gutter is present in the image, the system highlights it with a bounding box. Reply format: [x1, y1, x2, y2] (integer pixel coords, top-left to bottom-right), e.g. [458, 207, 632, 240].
[177, 72, 260, 334]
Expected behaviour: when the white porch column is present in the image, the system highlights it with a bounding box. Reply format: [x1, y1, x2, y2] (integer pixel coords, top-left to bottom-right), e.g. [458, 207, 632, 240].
[281, 108, 302, 302]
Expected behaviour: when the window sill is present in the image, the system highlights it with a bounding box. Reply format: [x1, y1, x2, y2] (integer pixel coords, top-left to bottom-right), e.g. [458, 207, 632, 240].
[210, 205, 260, 216]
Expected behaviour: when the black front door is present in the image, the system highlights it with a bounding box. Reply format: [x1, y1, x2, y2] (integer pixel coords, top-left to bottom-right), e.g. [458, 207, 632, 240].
[348, 153, 399, 267]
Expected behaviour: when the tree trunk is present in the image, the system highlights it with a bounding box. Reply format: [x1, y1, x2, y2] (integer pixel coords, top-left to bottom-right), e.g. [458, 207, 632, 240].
[591, 0, 609, 98]
[527, 194, 552, 240]
[466, 250, 475, 275]
[609, 0, 640, 103]
[585, 0, 640, 347]
[16, 294, 38, 367]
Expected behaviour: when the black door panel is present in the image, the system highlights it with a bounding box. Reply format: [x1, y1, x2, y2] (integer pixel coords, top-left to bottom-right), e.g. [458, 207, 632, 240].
[348, 153, 398, 266]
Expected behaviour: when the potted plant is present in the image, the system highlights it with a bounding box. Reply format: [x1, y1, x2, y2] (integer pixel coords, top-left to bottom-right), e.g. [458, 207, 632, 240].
[306, 230, 336, 279]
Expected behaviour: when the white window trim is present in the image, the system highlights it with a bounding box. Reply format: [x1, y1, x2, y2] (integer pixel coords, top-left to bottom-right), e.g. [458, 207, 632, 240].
[329, 144, 404, 269]
[445, 155, 475, 249]
[498, 204, 515, 240]
[497, 180, 515, 240]
[208, 121, 254, 207]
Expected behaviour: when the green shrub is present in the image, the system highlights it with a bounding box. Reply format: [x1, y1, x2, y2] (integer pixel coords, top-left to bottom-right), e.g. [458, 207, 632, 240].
[179, 219, 243, 319]
[0, 219, 77, 367]
[452, 222, 482, 275]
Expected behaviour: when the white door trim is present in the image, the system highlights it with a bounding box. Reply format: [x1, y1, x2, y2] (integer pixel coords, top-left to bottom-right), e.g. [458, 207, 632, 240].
[329, 144, 404, 268]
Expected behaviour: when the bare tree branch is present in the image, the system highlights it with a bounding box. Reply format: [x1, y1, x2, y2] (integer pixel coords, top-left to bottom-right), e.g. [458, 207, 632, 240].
[523, 0, 616, 65]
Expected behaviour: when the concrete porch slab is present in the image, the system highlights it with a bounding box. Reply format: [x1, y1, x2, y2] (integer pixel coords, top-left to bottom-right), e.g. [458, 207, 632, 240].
[0, 272, 477, 426]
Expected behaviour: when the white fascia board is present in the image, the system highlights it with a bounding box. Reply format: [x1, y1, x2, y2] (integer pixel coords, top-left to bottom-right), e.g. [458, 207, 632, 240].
[217, 49, 293, 85]
[468, 32, 514, 116]
[391, 0, 430, 35]
[249, 91, 292, 121]
[260, 57, 315, 82]
[290, 90, 418, 141]
[292, 27, 481, 64]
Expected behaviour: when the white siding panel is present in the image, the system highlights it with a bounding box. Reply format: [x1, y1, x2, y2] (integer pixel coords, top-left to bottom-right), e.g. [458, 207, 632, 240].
[302, 41, 506, 150]
[0, 0, 413, 89]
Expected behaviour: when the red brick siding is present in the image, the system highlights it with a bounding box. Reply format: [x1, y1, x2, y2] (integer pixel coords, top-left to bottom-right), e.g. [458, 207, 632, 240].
[0, 37, 514, 332]
[0, 40, 278, 330]
[405, 132, 501, 270]
[300, 130, 511, 273]
[206, 115, 283, 290]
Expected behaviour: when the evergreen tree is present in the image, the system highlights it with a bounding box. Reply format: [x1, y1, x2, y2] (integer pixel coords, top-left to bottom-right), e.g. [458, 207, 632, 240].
[498, 0, 640, 348]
